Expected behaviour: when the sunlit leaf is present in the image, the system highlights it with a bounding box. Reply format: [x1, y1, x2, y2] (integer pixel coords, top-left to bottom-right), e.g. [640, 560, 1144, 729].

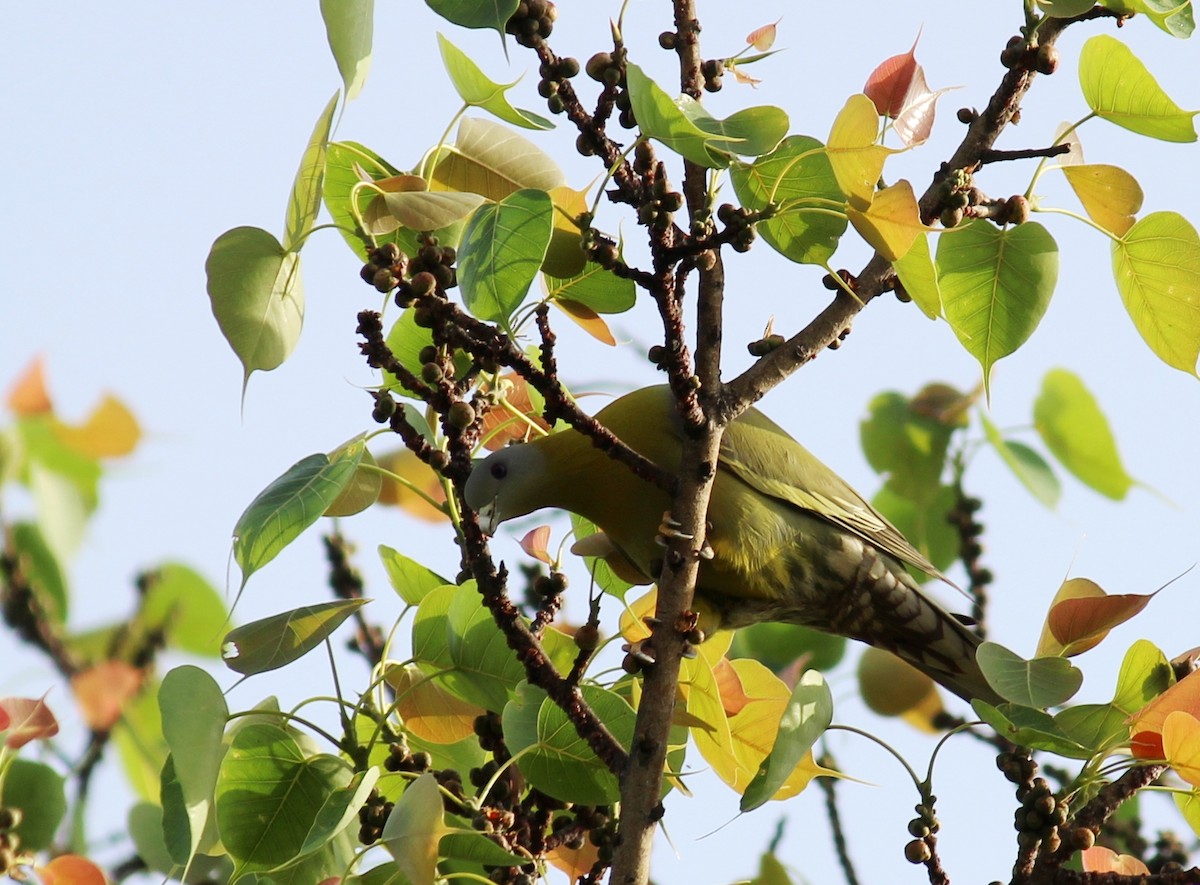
[222, 599, 369, 675]
[892, 233, 941, 319]
[740, 670, 834, 811]
[1163, 710, 1200, 786]
[845, 178, 924, 260]
[972, 701, 1092, 757]
[459, 188, 553, 325]
[375, 447, 447, 520]
[381, 772, 449, 885]
[49, 393, 140, 460]
[479, 372, 550, 451]
[37, 855, 107, 885]
[386, 663, 485, 743]
[826, 94, 895, 210]
[1113, 639, 1174, 713]
[1079, 35, 1197, 142]
[1033, 368, 1135, 499]
[746, 20, 780, 51]
[438, 33, 551, 130]
[284, 91, 340, 252]
[518, 525, 554, 563]
[1061, 164, 1143, 236]
[976, 641, 1083, 708]
[502, 682, 635, 804]
[215, 723, 352, 873]
[863, 34, 920, 118]
[1081, 846, 1151, 875]
[232, 449, 362, 588]
[544, 259, 636, 314]
[1129, 669, 1200, 759]
[379, 545, 450, 606]
[321, 0, 373, 101]
[429, 116, 564, 199]
[938, 220, 1059, 395]
[205, 227, 304, 387]
[1112, 211, 1200, 377]
[376, 189, 486, 232]
[730, 135, 847, 266]
[893, 65, 956, 147]
[1038, 578, 1156, 657]
[626, 63, 788, 168]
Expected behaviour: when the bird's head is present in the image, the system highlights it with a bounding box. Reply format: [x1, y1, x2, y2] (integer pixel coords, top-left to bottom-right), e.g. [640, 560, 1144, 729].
[464, 442, 551, 534]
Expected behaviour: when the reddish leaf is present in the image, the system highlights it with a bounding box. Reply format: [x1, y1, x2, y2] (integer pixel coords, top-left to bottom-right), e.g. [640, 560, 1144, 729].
[519, 525, 554, 564]
[745, 20, 780, 51]
[1129, 670, 1200, 757]
[7, 354, 53, 415]
[553, 298, 617, 346]
[863, 33, 920, 118]
[1082, 847, 1150, 876]
[375, 447, 447, 522]
[892, 65, 956, 147]
[1048, 591, 1155, 655]
[38, 855, 108, 885]
[479, 373, 550, 451]
[713, 655, 751, 717]
[548, 841, 602, 880]
[71, 661, 144, 731]
[729, 65, 763, 88]
[1163, 711, 1200, 787]
[1, 694, 60, 748]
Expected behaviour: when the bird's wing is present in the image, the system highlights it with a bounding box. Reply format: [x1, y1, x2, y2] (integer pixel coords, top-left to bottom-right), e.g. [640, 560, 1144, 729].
[719, 408, 944, 579]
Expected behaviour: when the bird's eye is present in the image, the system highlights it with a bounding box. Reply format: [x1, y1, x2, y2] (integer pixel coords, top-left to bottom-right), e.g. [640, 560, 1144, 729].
[490, 462, 508, 480]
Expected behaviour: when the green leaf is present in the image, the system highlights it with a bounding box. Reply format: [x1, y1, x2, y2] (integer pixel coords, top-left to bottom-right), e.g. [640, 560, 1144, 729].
[502, 682, 635, 804]
[740, 670, 834, 812]
[859, 391, 953, 505]
[222, 599, 369, 676]
[972, 701, 1093, 758]
[444, 581, 528, 710]
[0, 760, 66, 851]
[1140, 0, 1195, 38]
[1112, 211, 1200, 377]
[1112, 639, 1174, 712]
[458, 188, 553, 326]
[140, 563, 228, 656]
[1033, 368, 1135, 499]
[384, 308, 473, 399]
[438, 33, 551, 130]
[545, 262, 636, 314]
[159, 666, 228, 868]
[9, 521, 68, 623]
[440, 833, 527, 867]
[979, 412, 1061, 508]
[380, 771, 449, 885]
[321, 0, 372, 101]
[1079, 35, 1197, 142]
[284, 91, 340, 252]
[215, 723, 352, 875]
[323, 141, 410, 259]
[892, 232, 942, 319]
[976, 641, 1083, 708]
[871, 483, 960, 573]
[300, 769, 379, 857]
[232, 448, 363, 589]
[626, 63, 788, 168]
[429, 116, 564, 200]
[1054, 703, 1130, 755]
[425, 0, 517, 34]
[730, 135, 847, 266]
[205, 226, 304, 387]
[1038, 0, 1099, 14]
[729, 622, 847, 673]
[938, 219, 1059, 394]
[379, 545, 450, 606]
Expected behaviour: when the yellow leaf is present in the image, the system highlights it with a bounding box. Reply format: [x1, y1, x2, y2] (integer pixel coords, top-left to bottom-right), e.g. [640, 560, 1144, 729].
[826, 94, 894, 210]
[845, 179, 924, 260]
[857, 647, 944, 731]
[553, 298, 616, 346]
[51, 393, 141, 459]
[385, 663, 485, 743]
[7, 355, 52, 415]
[375, 448, 446, 522]
[544, 184, 589, 278]
[1062, 164, 1143, 237]
[1163, 710, 1200, 787]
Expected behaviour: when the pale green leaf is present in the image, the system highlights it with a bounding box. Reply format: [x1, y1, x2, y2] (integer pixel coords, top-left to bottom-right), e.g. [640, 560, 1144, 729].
[892, 232, 941, 319]
[1079, 35, 1197, 142]
[429, 116, 564, 199]
[321, 0, 372, 101]
[438, 33, 551, 130]
[205, 227, 304, 386]
[1112, 211, 1200, 376]
[979, 412, 1061, 508]
[937, 219, 1059, 394]
[976, 642, 1083, 708]
[1033, 368, 1135, 499]
[284, 91, 340, 252]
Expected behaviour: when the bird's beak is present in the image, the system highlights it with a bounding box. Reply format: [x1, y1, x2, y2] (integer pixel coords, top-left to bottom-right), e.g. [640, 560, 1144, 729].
[476, 500, 500, 535]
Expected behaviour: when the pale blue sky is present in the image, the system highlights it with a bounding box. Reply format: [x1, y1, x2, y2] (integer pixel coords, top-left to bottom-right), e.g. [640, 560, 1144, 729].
[2, 3, 1198, 883]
